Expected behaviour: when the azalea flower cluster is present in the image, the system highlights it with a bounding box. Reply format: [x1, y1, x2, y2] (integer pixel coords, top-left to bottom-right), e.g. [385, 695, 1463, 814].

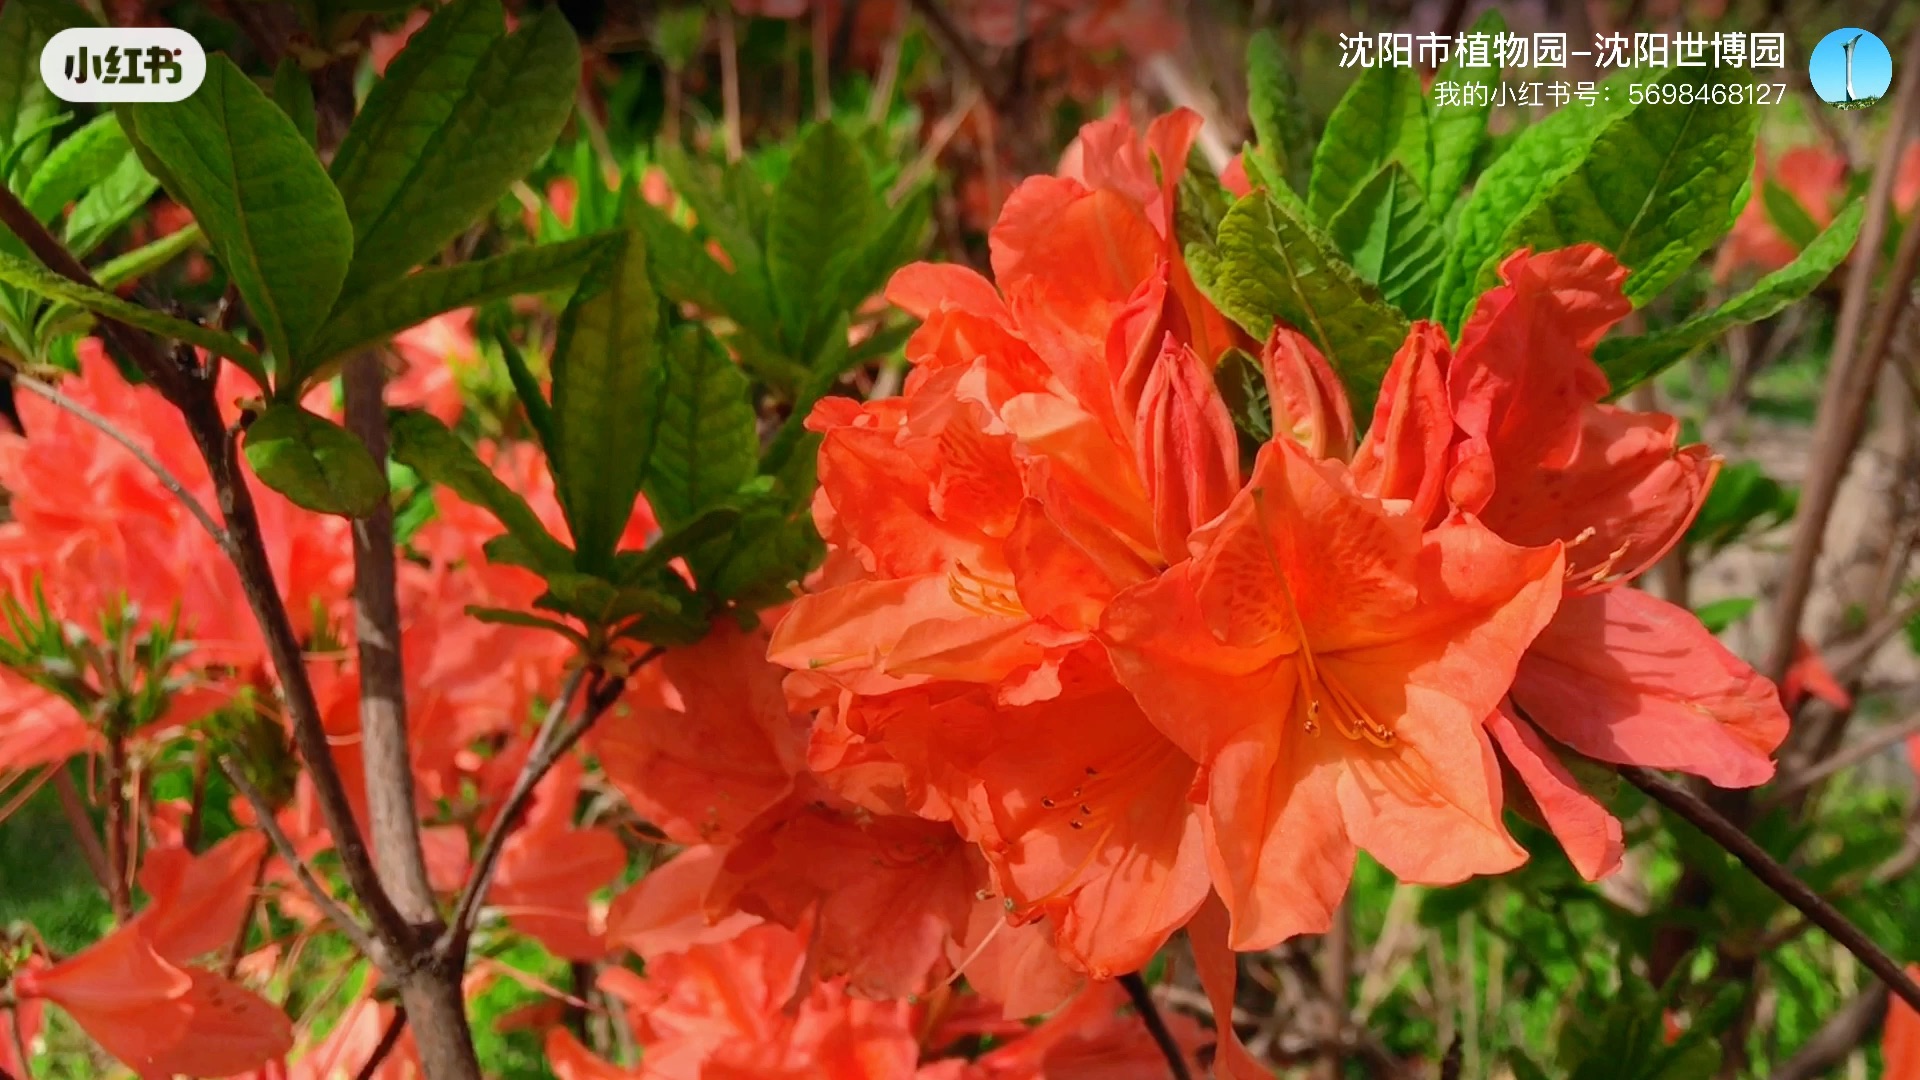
[0, 103, 1799, 1078]
[762, 106, 1791, 1024]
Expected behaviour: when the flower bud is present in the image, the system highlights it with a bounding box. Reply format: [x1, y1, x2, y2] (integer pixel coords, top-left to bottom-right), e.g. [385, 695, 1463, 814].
[1259, 327, 1355, 462]
[1135, 337, 1243, 564]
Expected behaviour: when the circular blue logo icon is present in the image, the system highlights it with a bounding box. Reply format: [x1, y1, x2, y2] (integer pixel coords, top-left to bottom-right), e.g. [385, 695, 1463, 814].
[1810, 28, 1892, 108]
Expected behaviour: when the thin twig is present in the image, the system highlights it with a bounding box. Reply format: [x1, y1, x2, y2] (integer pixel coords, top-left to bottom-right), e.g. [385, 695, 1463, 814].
[0, 188, 188, 401]
[182, 744, 212, 852]
[50, 768, 111, 901]
[222, 852, 269, 980]
[1762, 23, 1920, 685]
[219, 759, 383, 963]
[908, 0, 1003, 104]
[1767, 984, 1888, 1080]
[1621, 765, 1920, 1013]
[343, 352, 440, 932]
[1767, 712, 1920, 802]
[441, 665, 592, 951]
[354, 1007, 410, 1080]
[101, 735, 131, 921]
[8, 373, 229, 554]
[0, 178, 413, 960]
[1119, 972, 1194, 1080]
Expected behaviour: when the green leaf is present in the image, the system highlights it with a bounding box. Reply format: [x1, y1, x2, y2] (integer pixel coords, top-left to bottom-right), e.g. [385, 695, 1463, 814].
[1760, 176, 1820, 250]
[389, 409, 572, 570]
[271, 59, 319, 150]
[1683, 459, 1796, 554]
[643, 322, 758, 529]
[1596, 198, 1861, 393]
[654, 144, 766, 285]
[1433, 68, 1637, 330]
[91, 225, 202, 290]
[465, 606, 588, 648]
[1480, 65, 1759, 309]
[630, 195, 776, 343]
[61, 151, 157, 258]
[123, 56, 353, 374]
[839, 184, 929, 315]
[1202, 191, 1408, 417]
[23, 114, 131, 223]
[494, 330, 555, 451]
[549, 228, 660, 571]
[1245, 29, 1311, 196]
[1308, 64, 1430, 222]
[1426, 9, 1506, 208]
[242, 404, 389, 518]
[0, 0, 84, 185]
[538, 571, 680, 625]
[329, 0, 580, 298]
[767, 121, 872, 356]
[763, 313, 850, 478]
[302, 234, 610, 372]
[1693, 596, 1755, 635]
[1326, 162, 1443, 317]
[0, 247, 264, 383]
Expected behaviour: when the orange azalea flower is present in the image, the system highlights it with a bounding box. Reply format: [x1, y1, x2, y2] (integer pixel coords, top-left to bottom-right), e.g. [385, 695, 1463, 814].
[11, 833, 292, 1078]
[1713, 146, 1847, 282]
[1887, 971, 1920, 1080]
[1101, 436, 1564, 948]
[490, 757, 627, 961]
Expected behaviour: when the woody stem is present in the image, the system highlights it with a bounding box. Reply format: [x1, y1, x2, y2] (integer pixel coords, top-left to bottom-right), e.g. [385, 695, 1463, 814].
[1120, 972, 1193, 1080]
[1620, 765, 1920, 1013]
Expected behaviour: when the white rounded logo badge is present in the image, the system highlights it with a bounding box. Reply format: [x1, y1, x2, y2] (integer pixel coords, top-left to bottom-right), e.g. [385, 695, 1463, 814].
[40, 27, 205, 103]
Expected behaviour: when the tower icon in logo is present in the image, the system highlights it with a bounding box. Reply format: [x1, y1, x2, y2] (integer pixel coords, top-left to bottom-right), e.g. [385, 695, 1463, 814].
[1811, 28, 1892, 109]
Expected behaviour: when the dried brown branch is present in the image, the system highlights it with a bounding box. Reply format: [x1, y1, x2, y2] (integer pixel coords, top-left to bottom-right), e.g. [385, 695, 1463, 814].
[50, 768, 111, 900]
[1767, 712, 1920, 802]
[1768, 984, 1888, 1080]
[355, 1008, 411, 1080]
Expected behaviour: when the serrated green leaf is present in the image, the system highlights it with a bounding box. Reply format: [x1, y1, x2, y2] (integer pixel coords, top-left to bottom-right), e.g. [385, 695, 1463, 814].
[1480, 65, 1759, 309]
[549, 228, 660, 571]
[1213, 345, 1271, 443]
[693, 501, 821, 609]
[1203, 191, 1408, 417]
[1426, 9, 1506, 209]
[1326, 162, 1443, 316]
[768, 121, 872, 356]
[330, 0, 579, 299]
[302, 233, 610, 373]
[243, 404, 389, 518]
[0, 247, 263, 383]
[1596, 198, 1861, 394]
[123, 56, 352, 375]
[61, 151, 157, 259]
[1245, 29, 1311, 196]
[763, 313, 849, 478]
[271, 58, 318, 150]
[643, 322, 758, 528]
[1434, 68, 1637, 330]
[23, 114, 131, 223]
[389, 409, 573, 571]
[1308, 64, 1430, 222]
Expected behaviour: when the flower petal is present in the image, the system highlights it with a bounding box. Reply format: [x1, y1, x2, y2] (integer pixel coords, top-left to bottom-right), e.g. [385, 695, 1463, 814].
[1487, 704, 1625, 881]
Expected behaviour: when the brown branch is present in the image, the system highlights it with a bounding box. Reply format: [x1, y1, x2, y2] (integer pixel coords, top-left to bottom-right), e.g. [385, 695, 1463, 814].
[0, 188, 187, 402]
[343, 353, 440, 932]
[441, 661, 632, 954]
[1119, 972, 1194, 1080]
[220, 758, 384, 964]
[1762, 22, 1920, 685]
[0, 180, 413, 960]
[101, 735, 131, 921]
[1767, 712, 1920, 802]
[1621, 766, 1920, 1013]
[354, 1007, 410, 1080]
[908, 0, 1004, 104]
